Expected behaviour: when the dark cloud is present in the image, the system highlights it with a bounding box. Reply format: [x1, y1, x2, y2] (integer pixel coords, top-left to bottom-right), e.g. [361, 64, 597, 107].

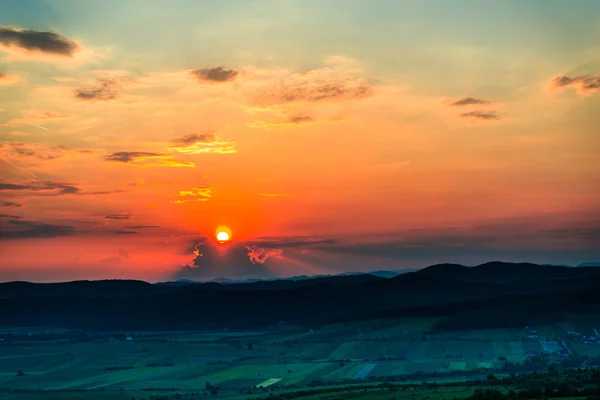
[0, 218, 76, 240]
[75, 78, 124, 101]
[191, 67, 238, 83]
[451, 97, 490, 106]
[114, 230, 139, 235]
[1, 201, 23, 207]
[125, 225, 160, 229]
[170, 133, 217, 146]
[0, 26, 79, 56]
[0, 180, 123, 197]
[175, 240, 276, 281]
[550, 74, 600, 95]
[105, 151, 194, 168]
[460, 111, 500, 120]
[0, 213, 21, 219]
[0, 181, 80, 195]
[104, 213, 131, 220]
[104, 152, 162, 163]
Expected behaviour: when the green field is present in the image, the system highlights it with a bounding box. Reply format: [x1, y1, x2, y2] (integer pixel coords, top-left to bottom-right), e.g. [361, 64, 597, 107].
[1, 319, 600, 399]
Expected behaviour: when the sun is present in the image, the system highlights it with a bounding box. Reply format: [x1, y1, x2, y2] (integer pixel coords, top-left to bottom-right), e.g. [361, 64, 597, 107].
[215, 226, 232, 243]
[216, 231, 230, 242]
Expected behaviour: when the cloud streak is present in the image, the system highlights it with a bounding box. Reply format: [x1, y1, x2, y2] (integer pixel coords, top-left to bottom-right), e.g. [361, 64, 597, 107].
[450, 97, 490, 106]
[460, 110, 500, 120]
[104, 152, 195, 168]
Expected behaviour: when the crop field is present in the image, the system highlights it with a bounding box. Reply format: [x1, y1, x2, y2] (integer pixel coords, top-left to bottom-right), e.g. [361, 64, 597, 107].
[2, 319, 600, 399]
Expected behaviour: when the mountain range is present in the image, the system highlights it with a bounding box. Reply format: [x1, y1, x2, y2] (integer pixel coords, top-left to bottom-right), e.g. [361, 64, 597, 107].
[1, 261, 600, 331]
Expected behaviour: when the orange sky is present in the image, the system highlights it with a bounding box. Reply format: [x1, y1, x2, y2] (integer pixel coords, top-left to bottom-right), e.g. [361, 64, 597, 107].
[1, 1, 599, 282]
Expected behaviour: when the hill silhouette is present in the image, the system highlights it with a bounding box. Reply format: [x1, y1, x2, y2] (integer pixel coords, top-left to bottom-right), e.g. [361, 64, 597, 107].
[1, 261, 599, 331]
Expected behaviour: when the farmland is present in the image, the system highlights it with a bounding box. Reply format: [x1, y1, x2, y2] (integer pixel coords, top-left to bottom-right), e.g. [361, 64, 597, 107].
[1, 317, 600, 399]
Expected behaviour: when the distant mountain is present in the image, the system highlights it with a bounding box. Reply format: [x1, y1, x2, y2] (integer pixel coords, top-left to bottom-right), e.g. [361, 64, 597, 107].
[413, 261, 600, 283]
[578, 262, 600, 267]
[3, 261, 600, 331]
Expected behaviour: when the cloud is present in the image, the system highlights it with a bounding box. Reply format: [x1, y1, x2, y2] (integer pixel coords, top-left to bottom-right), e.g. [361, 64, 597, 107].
[0, 218, 76, 240]
[0, 26, 79, 57]
[167, 133, 236, 155]
[248, 60, 374, 106]
[0, 142, 70, 161]
[247, 115, 316, 130]
[125, 225, 160, 229]
[548, 74, 600, 96]
[0, 213, 21, 219]
[0, 180, 80, 195]
[114, 230, 138, 235]
[245, 246, 283, 264]
[460, 111, 500, 120]
[450, 97, 490, 106]
[104, 151, 195, 168]
[104, 213, 131, 220]
[1, 201, 23, 207]
[191, 66, 238, 83]
[0, 180, 123, 197]
[175, 240, 276, 281]
[170, 186, 212, 204]
[75, 77, 127, 101]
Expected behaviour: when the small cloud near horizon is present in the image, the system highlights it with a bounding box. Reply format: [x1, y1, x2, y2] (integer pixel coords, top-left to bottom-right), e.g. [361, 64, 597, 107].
[191, 66, 238, 83]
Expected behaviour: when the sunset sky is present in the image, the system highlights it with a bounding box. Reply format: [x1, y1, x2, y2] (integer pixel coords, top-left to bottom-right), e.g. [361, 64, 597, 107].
[1, 0, 599, 282]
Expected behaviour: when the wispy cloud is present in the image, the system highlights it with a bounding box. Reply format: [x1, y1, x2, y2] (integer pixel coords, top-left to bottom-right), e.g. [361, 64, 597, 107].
[450, 97, 490, 106]
[460, 110, 500, 120]
[75, 77, 129, 101]
[191, 66, 238, 83]
[167, 133, 237, 155]
[1, 201, 23, 208]
[247, 115, 316, 130]
[0, 180, 123, 197]
[170, 186, 212, 204]
[104, 151, 195, 168]
[248, 60, 374, 106]
[0, 218, 76, 240]
[104, 213, 131, 220]
[548, 74, 600, 96]
[0, 142, 71, 161]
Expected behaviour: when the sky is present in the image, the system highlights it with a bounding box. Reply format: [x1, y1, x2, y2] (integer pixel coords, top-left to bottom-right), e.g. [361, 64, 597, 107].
[1, 0, 599, 282]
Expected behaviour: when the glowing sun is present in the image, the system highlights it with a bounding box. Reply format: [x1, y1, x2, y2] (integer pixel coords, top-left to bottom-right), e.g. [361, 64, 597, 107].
[217, 231, 230, 242]
[215, 226, 232, 243]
